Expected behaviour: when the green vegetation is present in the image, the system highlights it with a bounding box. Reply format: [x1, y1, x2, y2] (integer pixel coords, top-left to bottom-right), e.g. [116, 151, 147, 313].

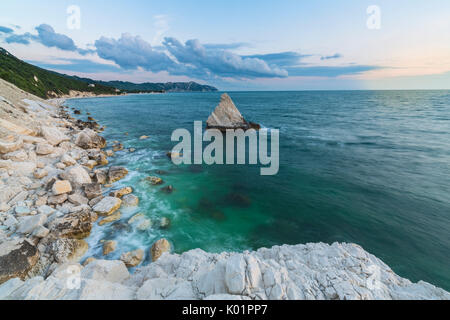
[0, 47, 117, 99]
[0, 47, 218, 98]
[70, 78, 218, 93]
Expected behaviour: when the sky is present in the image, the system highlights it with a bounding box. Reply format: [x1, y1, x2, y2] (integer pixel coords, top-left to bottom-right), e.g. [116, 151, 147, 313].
[0, 0, 449, 90]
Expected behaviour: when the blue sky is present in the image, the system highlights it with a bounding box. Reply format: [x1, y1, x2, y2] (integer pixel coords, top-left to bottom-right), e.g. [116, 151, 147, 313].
[0, 0, 449, 90]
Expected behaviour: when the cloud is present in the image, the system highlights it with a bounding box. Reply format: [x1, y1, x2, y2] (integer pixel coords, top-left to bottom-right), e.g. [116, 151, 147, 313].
[3, 24, 91, 55]
[0, 26, 14, 34]
[27, 58, 122, 74]
[321, 53, 342, 60]
[0, 23, 381, 80]
[5, 33, 33, 45]
[35, 24, 77, 51]
[286, 65, 381, 77]
[95, 33, 176, 72]
[152, 15, 170, 45]
[244, 52, 310, 67]
[204, 42, 250, 50]
[163, 37, 288, 78]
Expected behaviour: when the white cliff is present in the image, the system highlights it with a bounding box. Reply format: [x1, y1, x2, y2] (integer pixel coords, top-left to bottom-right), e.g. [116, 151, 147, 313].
[0, 242, 448, 300]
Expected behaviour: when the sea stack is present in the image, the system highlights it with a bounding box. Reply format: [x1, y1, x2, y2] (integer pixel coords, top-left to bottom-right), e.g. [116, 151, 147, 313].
[206, 93, 260, 131]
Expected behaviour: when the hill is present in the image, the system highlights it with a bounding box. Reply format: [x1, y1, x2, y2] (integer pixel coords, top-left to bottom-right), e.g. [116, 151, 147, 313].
[0, 47, 118, 99]
[0, 47, 218, 99]
[70, 77, 218, 93]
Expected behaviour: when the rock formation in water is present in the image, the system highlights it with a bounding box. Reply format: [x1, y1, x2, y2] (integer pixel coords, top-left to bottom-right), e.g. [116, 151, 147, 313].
[206, 93, 260, 131]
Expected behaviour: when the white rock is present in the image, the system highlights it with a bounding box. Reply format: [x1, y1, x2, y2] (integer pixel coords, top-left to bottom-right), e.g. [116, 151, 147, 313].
[61, 154, 76, 166]
[81, 260, 130, 283]
[93, 197, 122, 216]
[40, 126, 69, 146]
[2, 243, 450, 301]
[225, 254, 247, 294]
[16, 214, 47, 234]
[52, 180, 72, 195]
[35, 143, 54, 155]
[137, 278, 195, 300]
[60, 165, 92, 185]
[2, 149, 28, 162]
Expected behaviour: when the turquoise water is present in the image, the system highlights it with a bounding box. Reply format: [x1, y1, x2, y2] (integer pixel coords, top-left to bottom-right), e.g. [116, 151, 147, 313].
[67, 91, 450, 290]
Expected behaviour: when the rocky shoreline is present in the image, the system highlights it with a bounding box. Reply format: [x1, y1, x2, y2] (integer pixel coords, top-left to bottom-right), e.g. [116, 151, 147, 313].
[0, 78, 449, 300]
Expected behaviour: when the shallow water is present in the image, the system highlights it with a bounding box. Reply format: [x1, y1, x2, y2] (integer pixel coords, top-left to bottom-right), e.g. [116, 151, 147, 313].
[67, 90, 450, 290]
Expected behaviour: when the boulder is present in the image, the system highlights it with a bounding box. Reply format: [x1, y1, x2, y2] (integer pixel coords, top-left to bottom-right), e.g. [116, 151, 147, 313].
[75, 128, 106, 149]
[60, 165, 92, 185]
[121, 194, 139, 207]
[35, 143, 54, 155]
[52, 180, 72, 195]
[92, 197, 122, 216]
[108, 166, 128, 183]
[0, 137, 23, 154]
[33, 169, 48, 179]
[137, 219, 152, 231]
[68, 194, 89, 206]
[50, 239, 89, 263]
[150, 238, 171, 262]
[48, 210, 93, 239]
[159, 217, 171, 229]
[0, 238, 39, 284]
[81, 259, 129, 283]
[94, 170, 108, 184]
[84, 183, 102, 200]
[161, 185, 174, 194]
[99, 212, 121, 226]
[2, 149, 28, 162]
[82, 160, 98, 170]
[47, 193, 68, 205]
[17, 214, 47, 235]
[61, 154, 76, 166]
[120, 249, 144, 268]
[9, 161, 36, 177]
[15, 205, 31, 216]
[103, 240, 117, 255]
[40, 126, 69, 146]
[88, 150, 108, 166]
[206, 93, 260, 131]
[146, 176, 163, 185]
[32, 226, 49, 239]
[109, 187, 133, 198]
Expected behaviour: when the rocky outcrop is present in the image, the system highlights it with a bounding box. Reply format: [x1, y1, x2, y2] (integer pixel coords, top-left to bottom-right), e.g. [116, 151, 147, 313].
[92, 197, 122, 216]
[75, 128, 106, 149]
[151, 239, 171, 262]
[108, 166, 128, 183]
[0, 137, 23, 154]
[206, 93, 260, 131]
[48, 210, 93, 239]
[40, 126, 69, 146]
[50, 239, 89, 263]
[0, 238, 39, 284]
[1, 243, 449, 300]
[60, 165, 92, 186]
[120, 249, 144, 268]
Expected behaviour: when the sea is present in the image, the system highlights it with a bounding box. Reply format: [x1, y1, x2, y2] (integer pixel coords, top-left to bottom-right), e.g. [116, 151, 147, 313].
[66, 90, 450, 290]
